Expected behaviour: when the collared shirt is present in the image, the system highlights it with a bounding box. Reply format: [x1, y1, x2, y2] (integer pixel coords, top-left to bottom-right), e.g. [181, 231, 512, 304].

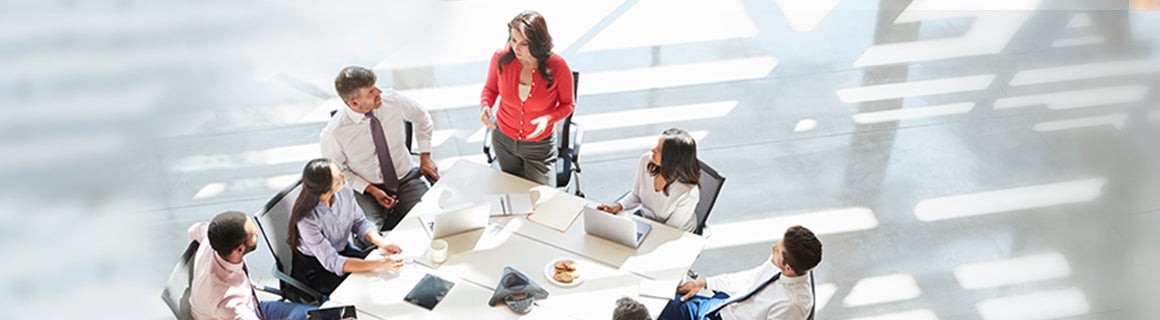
[321, 89, 434, 194]
[616, 152, 700, 233]
[295, 184, 378, 275]
[706, 256, 813, 320]
[188, 222, 261, 320]
[480, 48, 575, 141]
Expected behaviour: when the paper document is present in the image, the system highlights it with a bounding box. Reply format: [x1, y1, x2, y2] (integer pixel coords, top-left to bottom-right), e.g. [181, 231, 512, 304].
[639, 279, 679, 299]
[526, 186, 585, 232]
[485, 193, 534, 216]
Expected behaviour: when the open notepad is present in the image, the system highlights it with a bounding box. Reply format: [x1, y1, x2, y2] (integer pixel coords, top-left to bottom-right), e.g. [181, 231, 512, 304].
[524, 186, 586, 232]
[485, 193, 534, 216]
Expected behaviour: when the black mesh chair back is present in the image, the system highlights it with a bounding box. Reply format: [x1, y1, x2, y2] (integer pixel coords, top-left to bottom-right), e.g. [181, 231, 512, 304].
[693, 160, 725, 236]
[254, 180, 323, 304]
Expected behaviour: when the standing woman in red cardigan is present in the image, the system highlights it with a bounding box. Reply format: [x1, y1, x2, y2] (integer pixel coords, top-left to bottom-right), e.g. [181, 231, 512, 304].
[480, 10, 575, 186]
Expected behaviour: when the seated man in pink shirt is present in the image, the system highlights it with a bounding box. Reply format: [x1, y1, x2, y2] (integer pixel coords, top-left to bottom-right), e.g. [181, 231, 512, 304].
[188, 211, 315, 320]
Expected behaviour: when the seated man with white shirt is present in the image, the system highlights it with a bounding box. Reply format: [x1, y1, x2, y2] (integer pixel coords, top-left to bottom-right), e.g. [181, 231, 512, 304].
[188, 211, 315, 320]
[659, 225, 822, 320]
[321, 66, 439, 233]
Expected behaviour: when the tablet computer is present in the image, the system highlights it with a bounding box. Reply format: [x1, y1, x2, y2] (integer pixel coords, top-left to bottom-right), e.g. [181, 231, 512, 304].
[403, 274, 455, 310]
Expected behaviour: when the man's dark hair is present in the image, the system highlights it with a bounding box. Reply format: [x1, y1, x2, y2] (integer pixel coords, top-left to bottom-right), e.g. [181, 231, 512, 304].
[782, 225, 822, 275]
[612, 297, 652, 320]
[207, 211, 250, 258]
[334, 66, 377, 105]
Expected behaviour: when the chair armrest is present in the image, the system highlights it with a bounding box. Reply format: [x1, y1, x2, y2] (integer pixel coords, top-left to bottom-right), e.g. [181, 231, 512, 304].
[482, 129, 495, 164]
[570, 121, 583, 164]
[614, 190, 630, 203]
[272, 266, 324, 302]
[257, 285, 284, 297]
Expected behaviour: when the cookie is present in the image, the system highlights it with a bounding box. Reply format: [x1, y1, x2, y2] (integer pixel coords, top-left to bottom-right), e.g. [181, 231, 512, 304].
[553, 271, 577, 283]
[553, 260, 576, 272]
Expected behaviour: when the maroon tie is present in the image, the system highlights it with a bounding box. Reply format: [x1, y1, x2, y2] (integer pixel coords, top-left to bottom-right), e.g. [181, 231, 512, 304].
[366, 112, 399, 193]
[243, 264, 266, 320]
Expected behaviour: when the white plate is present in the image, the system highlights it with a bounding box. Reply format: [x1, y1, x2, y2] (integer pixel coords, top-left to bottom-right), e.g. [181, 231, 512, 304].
[544, 258, 584, 287]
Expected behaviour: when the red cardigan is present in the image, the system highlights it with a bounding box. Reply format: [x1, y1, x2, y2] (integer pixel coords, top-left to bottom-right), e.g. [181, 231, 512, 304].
[480, 48, 575, 142]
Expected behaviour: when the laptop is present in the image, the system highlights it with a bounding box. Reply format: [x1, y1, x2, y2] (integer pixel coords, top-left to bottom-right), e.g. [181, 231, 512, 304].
[419, 202, 490, 238]
[582, 206, 652, 248]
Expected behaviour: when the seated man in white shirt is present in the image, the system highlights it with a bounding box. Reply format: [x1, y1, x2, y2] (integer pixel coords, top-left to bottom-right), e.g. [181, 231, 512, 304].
[321, 66, 439, 233]
[189, 211, 315, 320]
[659, 225, 822, 320]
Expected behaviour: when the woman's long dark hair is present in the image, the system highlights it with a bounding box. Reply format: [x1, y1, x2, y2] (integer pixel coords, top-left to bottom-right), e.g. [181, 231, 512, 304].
[647, 128, 701, 196]
[288, 158, 337, 253]
[498, 10, 555, 88]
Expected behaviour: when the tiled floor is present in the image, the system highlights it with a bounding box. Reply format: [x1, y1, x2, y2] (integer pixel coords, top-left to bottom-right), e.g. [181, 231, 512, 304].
[2, 0, 1158, 319]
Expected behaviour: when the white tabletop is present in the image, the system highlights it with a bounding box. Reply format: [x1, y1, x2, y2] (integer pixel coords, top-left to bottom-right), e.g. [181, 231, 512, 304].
[326, 160, 706, 319]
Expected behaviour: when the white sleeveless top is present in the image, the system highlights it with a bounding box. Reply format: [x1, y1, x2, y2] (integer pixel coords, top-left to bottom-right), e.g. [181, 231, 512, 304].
[518, 83, 531, 102]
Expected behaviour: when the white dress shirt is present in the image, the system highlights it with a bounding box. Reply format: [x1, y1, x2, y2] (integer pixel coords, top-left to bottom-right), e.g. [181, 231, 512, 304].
[320, 89, 434, 194]
[616, 152, 700, 232]
[706, 256, 813, 320]
[187, 222, 261, 320]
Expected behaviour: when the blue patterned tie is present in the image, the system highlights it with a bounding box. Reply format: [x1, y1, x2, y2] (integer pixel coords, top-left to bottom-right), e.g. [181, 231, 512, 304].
[705, 272, 781, 317]
[366, 111, 399, 193]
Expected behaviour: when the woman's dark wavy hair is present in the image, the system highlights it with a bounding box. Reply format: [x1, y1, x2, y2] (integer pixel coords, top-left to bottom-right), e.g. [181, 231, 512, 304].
[498, 10, 556, 88]
[287, 158, 337, 253]
[647, 128, 701, 196]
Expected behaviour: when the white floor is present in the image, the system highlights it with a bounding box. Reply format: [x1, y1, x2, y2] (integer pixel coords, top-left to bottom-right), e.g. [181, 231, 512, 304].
[1, 0, 1159, 319]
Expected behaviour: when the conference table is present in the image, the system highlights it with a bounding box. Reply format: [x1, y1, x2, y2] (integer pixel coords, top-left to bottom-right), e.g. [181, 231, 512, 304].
[322, 160, 706, 319]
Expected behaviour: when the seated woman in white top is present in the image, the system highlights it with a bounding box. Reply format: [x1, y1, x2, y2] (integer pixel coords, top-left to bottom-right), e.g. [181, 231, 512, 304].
[597, 128, 701, 233]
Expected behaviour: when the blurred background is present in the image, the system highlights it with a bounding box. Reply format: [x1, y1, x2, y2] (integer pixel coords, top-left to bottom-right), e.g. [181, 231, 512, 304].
[0, 0, 1158, 318]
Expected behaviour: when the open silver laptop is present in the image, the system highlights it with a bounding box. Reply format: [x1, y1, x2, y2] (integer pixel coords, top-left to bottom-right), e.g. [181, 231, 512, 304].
[419, 202, 490, 238]
[582, 206, 652, 248]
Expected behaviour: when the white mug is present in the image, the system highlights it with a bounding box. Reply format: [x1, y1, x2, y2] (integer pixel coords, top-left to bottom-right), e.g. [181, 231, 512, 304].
[429, 239, 448, 264]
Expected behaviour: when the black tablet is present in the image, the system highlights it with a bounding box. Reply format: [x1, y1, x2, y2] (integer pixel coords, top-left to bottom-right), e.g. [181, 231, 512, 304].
[403, 273, 455, 310]
[306, 305, 356, 320]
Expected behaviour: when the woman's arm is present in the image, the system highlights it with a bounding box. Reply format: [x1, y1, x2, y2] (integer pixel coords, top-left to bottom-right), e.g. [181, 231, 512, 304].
[546, 56, 575, 123]
[480, 50, 504, 110]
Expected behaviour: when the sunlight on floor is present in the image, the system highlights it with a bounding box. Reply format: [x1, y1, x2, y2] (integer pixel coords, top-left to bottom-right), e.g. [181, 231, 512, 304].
[704, 207, 878, 250]
[582, 130, 709, 156]
[582, 57, 778, 96]
[976, 288, 1090, 320]
[994, 86, 1148, 110]
[837, 75, 994, 103]
[851, 309, 939, 320]
[843, 273, 922, 307]
[853, 102, 975, 124]
[914, 178, 1105, 222]
[1033, 114, 1125, 132]
[580, 0, 757, 52]
[954, 252, 1071, 290]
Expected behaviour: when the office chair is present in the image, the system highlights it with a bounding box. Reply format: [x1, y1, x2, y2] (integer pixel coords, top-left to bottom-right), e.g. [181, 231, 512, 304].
[161, 240, 199, 320]
[162, 240, 287, 320]
[808, 271, 817, 320]
[692, 160, 725, 237]
[683, 160, 727, 280]
[253, 180, 326, 305]
[483, 70, 584, 197]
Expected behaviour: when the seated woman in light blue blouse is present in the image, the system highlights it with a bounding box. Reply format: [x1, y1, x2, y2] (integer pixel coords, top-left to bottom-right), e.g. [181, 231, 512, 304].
[287, 158, 405, 299]
[597, 128, 701, 233]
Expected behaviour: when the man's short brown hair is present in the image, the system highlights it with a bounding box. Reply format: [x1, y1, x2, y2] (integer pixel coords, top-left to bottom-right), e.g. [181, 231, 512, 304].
[335, 66, 376, 105]
[782, 225, 822, 275]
